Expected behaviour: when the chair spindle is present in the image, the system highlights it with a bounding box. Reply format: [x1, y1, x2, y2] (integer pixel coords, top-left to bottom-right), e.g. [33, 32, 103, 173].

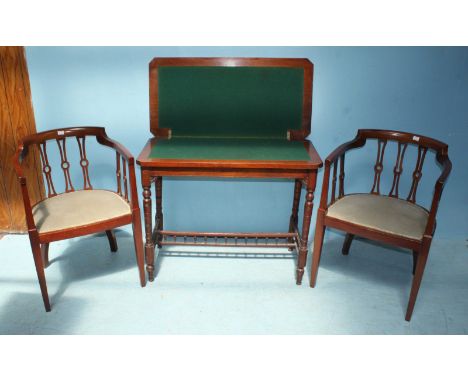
[388, 142, 408, 198]
[338, 154, 345, 198]
[370, 139, 387, 194]
[331, 160, 338, 203]
[122, 157, 129, 201]
[76, 136, 92, 190]
[38, 141, 57, 197]
[407, 146, 428, 203]
[116, 152, 122, 196]
[56, 138, 74, 193]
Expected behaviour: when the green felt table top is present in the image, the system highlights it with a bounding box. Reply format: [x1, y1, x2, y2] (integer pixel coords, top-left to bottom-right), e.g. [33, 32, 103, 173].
[148, 137, 311, 161]
[157, 66, 304, 138]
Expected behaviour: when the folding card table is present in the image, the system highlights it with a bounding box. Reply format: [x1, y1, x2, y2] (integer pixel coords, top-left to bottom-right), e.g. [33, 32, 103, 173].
[137, 58, 322, 284]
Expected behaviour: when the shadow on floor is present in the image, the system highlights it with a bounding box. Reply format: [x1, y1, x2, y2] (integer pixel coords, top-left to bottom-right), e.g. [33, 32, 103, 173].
[0, 292, 86, 334]
[154, 245, 298, 279]
[49, 229, 140, 304]
[306, 232, 415, 311]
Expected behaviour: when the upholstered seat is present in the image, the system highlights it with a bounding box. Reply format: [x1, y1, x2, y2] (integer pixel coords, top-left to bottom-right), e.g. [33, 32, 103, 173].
[32, 189, 131, 234]
[326, 193, 429, 240]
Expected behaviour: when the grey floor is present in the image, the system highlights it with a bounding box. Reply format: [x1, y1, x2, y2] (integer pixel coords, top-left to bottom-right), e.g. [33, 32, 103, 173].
[0, 227, 467, 334]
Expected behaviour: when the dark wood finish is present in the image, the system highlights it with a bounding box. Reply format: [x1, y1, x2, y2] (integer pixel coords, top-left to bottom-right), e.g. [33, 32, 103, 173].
[155, 176, 163, 248]
[288, 179, 302, 249]
[0, 46, 44, 233]
[41, 243, 49, 268]
[158, 231, 299, 249]
[149, 57, 313, 141]
[142, 180, 155, 281]
[106, 230, 118, 252]
[412, 250, 418, 275]
[12, 127, 146, 311]
[341, 233, 354, 255]
[140, 57, 322, 284]
[297, 174, 316, 284]
[310, 129, 452, 321]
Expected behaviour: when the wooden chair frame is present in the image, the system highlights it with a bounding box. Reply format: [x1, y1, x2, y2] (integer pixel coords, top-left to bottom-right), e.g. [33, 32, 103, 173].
[12, 127, 146, 312]
[310, 129, 452, 321]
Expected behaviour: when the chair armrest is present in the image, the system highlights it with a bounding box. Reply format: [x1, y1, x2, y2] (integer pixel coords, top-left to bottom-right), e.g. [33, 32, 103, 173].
[319, 135, 366, 209]
[96, 133, 134, 164]
[325, 135, 365, 166]
[96, 132, 140, 211]
[11, 145, 37, 231]
[424, 154, 452, 236]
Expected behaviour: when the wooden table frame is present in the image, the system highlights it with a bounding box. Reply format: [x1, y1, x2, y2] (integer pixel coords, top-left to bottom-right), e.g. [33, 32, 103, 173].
[137, 146, 321, 284]
[137, 57, 323, 284]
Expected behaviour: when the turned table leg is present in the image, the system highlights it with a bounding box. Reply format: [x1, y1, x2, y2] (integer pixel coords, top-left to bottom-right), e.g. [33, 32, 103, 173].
[288, 179, 302, 249]
[142, 176, 155, 281]
[296, 173, 317, 285]
[155, 176, 164, 248]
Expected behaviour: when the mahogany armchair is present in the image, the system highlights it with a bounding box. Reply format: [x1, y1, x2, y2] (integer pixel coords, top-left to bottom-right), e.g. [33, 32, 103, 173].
[310, 129, 452, 321]
[13, 127, 146, 312]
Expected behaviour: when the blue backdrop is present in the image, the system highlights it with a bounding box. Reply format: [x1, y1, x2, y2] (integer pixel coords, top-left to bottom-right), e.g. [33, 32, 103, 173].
[25, 47, 468, 239]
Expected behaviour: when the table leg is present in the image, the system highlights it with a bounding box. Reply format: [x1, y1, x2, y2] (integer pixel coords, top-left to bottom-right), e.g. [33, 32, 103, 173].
[155, 176, 163, 248]
[288, 179, 302, 249]
[142, 176, 155, 281]
[296, 172, 317, 285]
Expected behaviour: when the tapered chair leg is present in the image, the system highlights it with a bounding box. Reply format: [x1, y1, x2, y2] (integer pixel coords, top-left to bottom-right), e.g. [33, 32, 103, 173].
[310, 210, 326, 288]
[342, 233, 354, 255]
[132, 209, 147, 287]
[106, 230, 118, 252]
[31, 240, 51, 312]
[41, 243, 50, 268]
[405, 249, 429, 321]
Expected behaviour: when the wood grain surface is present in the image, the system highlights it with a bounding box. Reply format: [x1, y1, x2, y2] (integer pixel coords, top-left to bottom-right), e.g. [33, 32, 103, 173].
[0, 46, 44, 233]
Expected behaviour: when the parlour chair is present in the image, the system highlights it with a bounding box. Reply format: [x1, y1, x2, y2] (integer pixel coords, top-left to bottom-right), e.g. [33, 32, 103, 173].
[13, 127, 146, 312]
[310, 129, 452, 321]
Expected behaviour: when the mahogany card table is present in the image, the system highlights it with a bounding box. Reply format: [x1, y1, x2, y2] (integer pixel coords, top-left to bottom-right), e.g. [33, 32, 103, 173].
[137, 57, 322, 284]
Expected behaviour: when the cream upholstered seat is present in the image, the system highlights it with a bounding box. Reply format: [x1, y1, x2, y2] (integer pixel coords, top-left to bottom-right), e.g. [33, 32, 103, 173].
[326, 193, 429, 241]
[32, 189, 131, 234]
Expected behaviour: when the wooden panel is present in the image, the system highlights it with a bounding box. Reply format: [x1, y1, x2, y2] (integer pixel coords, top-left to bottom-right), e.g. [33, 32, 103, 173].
[0, 46, 44, 233]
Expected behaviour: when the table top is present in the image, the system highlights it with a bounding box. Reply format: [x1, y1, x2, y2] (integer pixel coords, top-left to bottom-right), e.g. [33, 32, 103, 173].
[137, 137, 322, 170]
[150, 58, 313, 141]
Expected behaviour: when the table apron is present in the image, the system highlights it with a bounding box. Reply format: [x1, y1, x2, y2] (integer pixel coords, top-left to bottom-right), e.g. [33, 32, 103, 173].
[140, 167, 315, 180]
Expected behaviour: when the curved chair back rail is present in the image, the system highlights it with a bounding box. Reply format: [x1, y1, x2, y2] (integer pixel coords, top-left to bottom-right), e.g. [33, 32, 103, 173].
[12, 126, 140, 234]
[320, 129, 452, 237]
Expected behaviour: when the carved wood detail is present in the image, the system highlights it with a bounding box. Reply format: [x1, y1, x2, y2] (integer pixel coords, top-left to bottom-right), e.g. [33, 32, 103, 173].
[370, 139, 387, 194]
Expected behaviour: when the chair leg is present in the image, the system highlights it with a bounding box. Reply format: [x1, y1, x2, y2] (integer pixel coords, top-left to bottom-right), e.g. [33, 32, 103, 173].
[405, 246, 429, 321]
[106, 230, 118, 252]
[342, 233, 354, 255]
[132, 209, 147, 288]
[41, 243, 50, 268]
[30, 239, 51, 312]
[412, 250, 418, 275]
[310, 209, 326, 288]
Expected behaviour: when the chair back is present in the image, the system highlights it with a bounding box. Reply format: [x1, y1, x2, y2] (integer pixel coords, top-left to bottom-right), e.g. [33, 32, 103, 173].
[14, 127, 130, 202]
[329, 129, 451, 206]
[356, 129, 451, 203]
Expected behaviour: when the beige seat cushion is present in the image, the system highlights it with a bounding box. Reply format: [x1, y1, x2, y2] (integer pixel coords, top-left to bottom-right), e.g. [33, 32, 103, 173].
[33, 189, 131, 234]
[326, 193, 429, 240]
